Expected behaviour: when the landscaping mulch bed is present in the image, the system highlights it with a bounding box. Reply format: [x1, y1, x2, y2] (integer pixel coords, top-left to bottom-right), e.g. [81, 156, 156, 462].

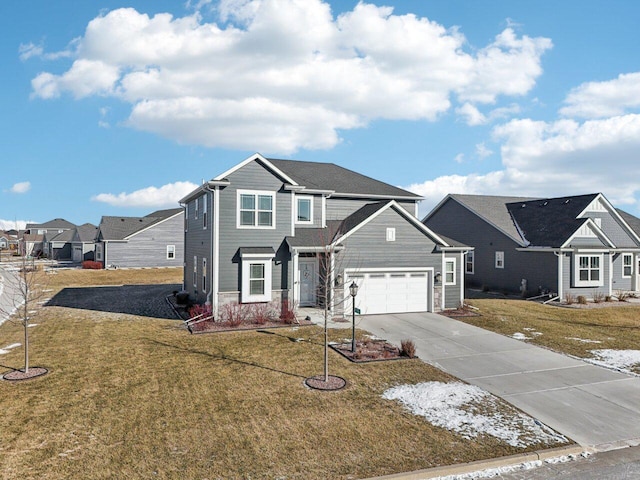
[188, 318, 313, 334]
[3, 367, 48, 381]
[304, 375, 347, 391]
[331, 339, 412, 363]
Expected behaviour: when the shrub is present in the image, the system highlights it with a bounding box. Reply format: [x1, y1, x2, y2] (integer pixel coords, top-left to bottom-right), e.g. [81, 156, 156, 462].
[188, 303, 213, 320]
[400, 339, 416, 358]
[592, 291, 605, 303]
[605, 295, 612, 302]
[565, 293, 575, 305]
[248, 302, 278, 325]
[219, 302, 246, 327]
[279, 299, 297, 324]
[577, 295, 587, 305]
[616, 290, 630, 302]
[82, 260, 103, 269]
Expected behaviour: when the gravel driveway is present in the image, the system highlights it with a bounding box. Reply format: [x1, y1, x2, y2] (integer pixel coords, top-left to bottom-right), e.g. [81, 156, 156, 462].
[46, 283, 183, 320]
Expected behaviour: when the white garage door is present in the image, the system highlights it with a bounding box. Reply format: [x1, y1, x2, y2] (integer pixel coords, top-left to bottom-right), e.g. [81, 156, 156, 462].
[345, 270, 431, 315]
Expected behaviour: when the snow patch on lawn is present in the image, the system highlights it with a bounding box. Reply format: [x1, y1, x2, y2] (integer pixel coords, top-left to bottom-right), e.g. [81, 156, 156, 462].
[0, 343, 21, 355]
[382, 382, 566, 448]
[588, 349, 640, 372]
[513, 329, 542, 340]
[512, 332, 531, 340]
[566, 337, 602, 344]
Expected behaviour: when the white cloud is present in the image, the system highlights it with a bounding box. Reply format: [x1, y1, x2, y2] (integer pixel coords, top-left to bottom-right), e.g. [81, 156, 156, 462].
[475, 142, 493, 158]
[30, 1, 551, 154]
[409, 113, 640, 217]
[9, 182, 31, 194]
[456, 102, 521, 126]
[454, 153, 465, 164]
[560, 72, 640, 119]
[92, 181, 198, 208]
[0, 219, 28, 231]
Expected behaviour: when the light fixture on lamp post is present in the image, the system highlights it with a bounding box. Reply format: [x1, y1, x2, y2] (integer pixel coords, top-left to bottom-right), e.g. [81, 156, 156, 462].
[349, 281, 359, 353]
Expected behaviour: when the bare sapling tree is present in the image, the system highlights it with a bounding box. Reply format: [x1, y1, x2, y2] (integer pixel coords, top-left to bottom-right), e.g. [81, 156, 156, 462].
[0, 255, 50, 373]
[312, 227, 361, 383]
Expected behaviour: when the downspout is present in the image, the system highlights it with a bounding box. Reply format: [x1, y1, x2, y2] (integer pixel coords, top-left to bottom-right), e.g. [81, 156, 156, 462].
[460, 251, 465, 307]
[203, 185, 219, 313]
[441, 253, 446, 311]
[554, 250, 563, 300]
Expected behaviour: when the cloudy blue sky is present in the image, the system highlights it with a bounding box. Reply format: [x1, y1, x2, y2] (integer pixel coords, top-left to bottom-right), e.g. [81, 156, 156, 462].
[2, 0, 640, 229]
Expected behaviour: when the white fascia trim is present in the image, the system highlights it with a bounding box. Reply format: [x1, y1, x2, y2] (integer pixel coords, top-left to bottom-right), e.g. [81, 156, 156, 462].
[577, 193, 640, 245]
[239, 252, 276, 260]
[214, 153, 298, 185]
[331, 200, 450, 248]
[123, 212, 183, 240]
[350, 267, 433, 273]
[561, 218, 616, 248]
[438, 246, 474, 252]
[330, 192, 424, 201]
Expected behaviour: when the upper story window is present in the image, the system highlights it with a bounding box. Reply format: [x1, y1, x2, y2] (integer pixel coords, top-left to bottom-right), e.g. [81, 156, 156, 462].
[237, 190, 275, 229]
[465, 251, 474, 274]
[202, 195, 207, 229]
[167, 245, 175, 259]
[194, 197, 199, 220]
[495, 251, 504, 269]
[574, 254, 603, 287]
[623, 253, 633, 277]
[296, 196, 313, 224]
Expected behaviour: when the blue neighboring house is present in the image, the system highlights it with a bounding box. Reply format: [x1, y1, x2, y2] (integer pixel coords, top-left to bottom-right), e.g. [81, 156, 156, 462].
[423, 193, 640, 300]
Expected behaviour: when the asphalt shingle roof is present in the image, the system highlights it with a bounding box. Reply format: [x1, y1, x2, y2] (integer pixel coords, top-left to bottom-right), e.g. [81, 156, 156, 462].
[27, 218, 76, 230]
[266, 158, 421, 199]
[99, 208, 182, 240]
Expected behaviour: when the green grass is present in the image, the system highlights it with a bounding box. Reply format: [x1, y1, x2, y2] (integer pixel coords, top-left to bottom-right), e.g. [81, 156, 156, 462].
[464, 299, 640, 373]
[0, 269, 568, 479]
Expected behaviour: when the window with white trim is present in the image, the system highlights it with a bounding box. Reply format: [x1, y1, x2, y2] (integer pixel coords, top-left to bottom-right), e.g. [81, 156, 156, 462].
[203, 196, 207, 229]
[445, 258, 456, 285]
[167, 245, 175, 259]
[386, 227, 396, 242]
[465, 251, 474, 274]
[623, 253, 633, 278]
[240, 252, 274, 302]
[193, 256, 197, 288]
[184, 204, 188, 232]
[96, 244, 103, 261]
[296, 196, 313, 224]
[195, 197, 199, 220]
[237, 190, 275, 228]
[202, 258, 207, 293]
[495, 251, 504, 269]
[574, 254, 603, 287]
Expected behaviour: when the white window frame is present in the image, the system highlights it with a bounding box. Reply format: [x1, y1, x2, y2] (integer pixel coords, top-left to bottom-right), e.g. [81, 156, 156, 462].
[167, 245, 175, 260]
[95, 244, 103, 261]
[193, 256, 197, 288]
[237, 190, 276, 229]
[203, 195, 207, 230]
[622, 253, 633, 278]
[195, 197, 199, 220]
[202, 258, 207, 293]
[386, 227, 396, 242]
[574, 253, 604, 287]
[295, 195, 313, 224]
[445, 258, 456, 285]
[184, 204, 188, 232]
[465, 251, 474, 274]
[495, 251, 504, 269]
[240, 253, 274, 303]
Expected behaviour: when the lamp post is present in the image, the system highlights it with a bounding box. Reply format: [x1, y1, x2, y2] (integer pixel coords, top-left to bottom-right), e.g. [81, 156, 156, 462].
[349, 281, 359, 353]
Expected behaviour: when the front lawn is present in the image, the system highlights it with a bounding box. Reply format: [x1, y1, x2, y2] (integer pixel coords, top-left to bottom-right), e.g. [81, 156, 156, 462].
[464, 299, 640, 374]
[0, 269, 569, 479]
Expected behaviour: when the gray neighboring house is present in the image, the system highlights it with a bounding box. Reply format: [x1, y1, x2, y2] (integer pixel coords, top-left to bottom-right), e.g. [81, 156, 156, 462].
[96, 208, 184, 268]
[423, 193, 640, 300]
[23, 218, 76, 258]
[71, 223, 98, 262]
[180, 153, 469, 316]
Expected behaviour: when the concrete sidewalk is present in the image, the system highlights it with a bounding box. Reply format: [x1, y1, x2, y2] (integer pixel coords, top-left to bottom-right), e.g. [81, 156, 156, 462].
[358, 312, 640, 452]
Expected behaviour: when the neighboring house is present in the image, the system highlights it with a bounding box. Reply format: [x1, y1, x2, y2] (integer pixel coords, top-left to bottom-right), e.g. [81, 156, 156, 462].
[180, 153, 469, 316]
[96, 208, 184, 268]
[1, 229, 19, 251]
[25, 218, 77, 259]
[71, 223, 98, 262]
[423, 193, 640, 300]
[19, 233, 44, 257]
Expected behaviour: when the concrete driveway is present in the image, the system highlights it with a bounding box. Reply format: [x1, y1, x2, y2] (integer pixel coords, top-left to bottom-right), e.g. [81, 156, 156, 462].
[358, 312, 640, 452]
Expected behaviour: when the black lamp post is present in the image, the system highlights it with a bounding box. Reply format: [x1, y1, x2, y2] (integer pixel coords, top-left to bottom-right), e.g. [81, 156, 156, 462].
[349, 281, 359, 353]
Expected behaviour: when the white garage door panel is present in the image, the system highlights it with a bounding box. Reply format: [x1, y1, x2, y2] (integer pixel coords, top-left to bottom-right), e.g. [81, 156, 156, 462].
[347, 270, 430, 315]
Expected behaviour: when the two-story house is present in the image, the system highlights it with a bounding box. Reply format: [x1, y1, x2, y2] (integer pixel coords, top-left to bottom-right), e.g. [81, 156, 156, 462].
[423, 193, 640, 300]
[180, 153, 469, 317]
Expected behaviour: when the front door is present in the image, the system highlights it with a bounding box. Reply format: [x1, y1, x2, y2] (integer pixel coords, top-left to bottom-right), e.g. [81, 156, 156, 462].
[299, 259, 317, 307]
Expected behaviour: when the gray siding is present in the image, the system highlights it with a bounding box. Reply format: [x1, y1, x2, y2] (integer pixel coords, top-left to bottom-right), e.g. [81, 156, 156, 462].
[443, 252, 462, 309]
[217, 160, 291, 299]
[562, 252, 612, 298]
[184, 193, 212, 301]
[583, 211, 638, 248]
[105, 213, 184, 269]
[326, 197, 416, 221]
